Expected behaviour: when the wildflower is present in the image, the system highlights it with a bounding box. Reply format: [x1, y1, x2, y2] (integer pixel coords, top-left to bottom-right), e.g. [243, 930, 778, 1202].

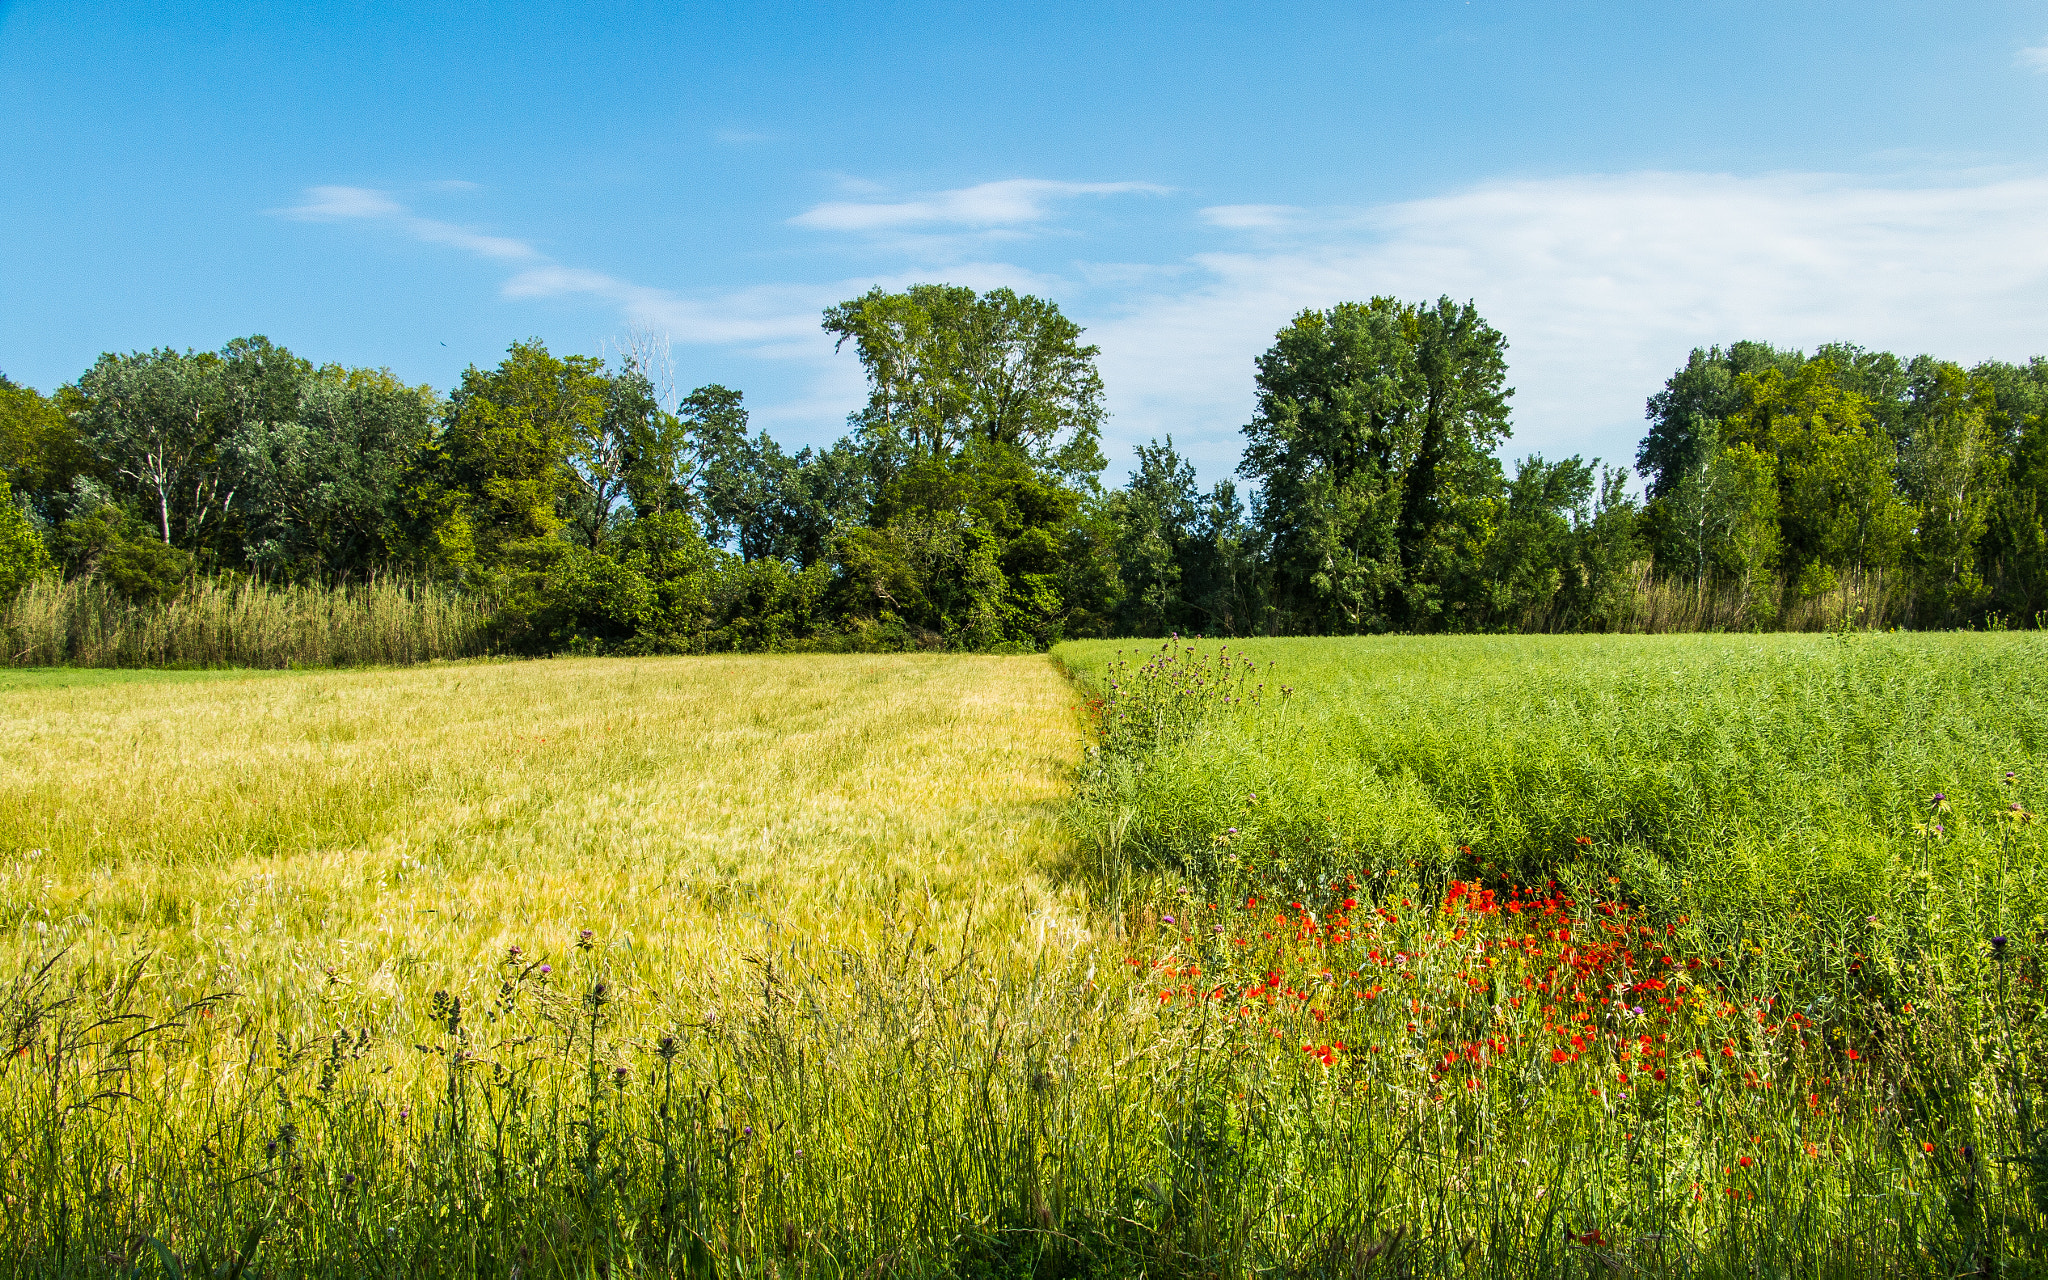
[1161, 915, 1175, 925]
[1990, 935, 2008, 959]
[1652, 1068, 1667, 1082]
[1922, 1142, 1935, 1154]
[1845, 1049, 1860, 1061]
[1574, 836, 1592, 847]
[537, 964, 552, 977]
[1738, 1156, 1753, 1168]
[577, 929, 595, 949]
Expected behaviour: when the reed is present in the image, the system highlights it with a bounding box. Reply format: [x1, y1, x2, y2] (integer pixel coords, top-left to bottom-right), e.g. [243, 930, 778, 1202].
[0, 576, 489, 668]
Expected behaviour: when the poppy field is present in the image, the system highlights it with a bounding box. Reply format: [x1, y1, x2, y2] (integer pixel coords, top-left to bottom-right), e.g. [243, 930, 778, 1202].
[3, 635, 2046, 1277]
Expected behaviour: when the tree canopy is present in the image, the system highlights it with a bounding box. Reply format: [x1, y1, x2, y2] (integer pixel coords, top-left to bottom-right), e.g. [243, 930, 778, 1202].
[4, 289, 2046, 651]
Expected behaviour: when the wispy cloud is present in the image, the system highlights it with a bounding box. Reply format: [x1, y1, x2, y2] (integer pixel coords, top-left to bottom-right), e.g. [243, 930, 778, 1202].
[278, 171, 2048, 483]
[2018, 43, 2048, 71]
[791, 178, 1168, 231]
[1091, 171, 2048, 481]
[273, 185, 538, 262]
[1198, 204, 1304, 229]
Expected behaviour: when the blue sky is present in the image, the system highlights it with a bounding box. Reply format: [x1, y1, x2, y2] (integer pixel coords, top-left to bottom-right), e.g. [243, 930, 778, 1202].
[6, 1, 2048, 485]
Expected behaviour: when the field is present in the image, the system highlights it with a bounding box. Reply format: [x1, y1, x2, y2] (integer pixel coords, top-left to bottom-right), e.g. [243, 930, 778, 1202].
[4, 637, 2047, 1277]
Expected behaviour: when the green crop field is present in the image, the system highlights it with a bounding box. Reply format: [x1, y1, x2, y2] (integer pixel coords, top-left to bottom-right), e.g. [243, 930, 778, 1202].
[4, 637, 2046, 1277]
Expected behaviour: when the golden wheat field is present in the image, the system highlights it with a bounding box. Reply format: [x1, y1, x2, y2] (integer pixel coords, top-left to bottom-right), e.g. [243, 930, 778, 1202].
[0, 655, 1089, 1036]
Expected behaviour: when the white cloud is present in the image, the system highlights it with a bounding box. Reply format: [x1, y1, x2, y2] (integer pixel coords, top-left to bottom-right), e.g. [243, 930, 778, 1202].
[281, 170, 2048, 484]
[1198, 204, 1303, 229]
[791, 178, 1168, 231]
[1088, 171, 2048, 482]
[2018, 43, 2048, 71]
[272, 185, 538, 262]
[278, 185, 405, 220]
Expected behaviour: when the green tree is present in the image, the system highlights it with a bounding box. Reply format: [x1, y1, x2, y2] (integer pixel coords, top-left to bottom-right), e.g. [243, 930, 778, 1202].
[1109, 437, 1201, 636]
[436, 340, 605, 566]
[1241, 297, 1510, 632]
[1975, 358, 2048, 621]
[1712, 442, 1782, 626]
[1898, 361, 1998, 621]
[822, 285, 1108, 648]
[73, 336, 309, 556]
[232, 366, 438, 578]
[0, 374, 87, 521]
[1723, 358, 1910, 588]
[0, 481, 51, 601]
[823, 284, 1106, 482]
[562, 361, 664, 550]
[1637, 342, 1800, 500]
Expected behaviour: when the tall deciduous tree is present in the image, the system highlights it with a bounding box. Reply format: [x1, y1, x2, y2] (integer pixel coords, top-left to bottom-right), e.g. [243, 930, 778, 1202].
[436, 339, 606, 563]
[74, 336, 308, 555]
[823, 284, 1106, 481]
[1898, 361, 1998, 621]
[232, 366, 437, 578]
[1241, 297, 1510, 632]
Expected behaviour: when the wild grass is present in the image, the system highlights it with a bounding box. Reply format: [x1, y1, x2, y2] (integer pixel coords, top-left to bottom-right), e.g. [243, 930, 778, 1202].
[0, 576, 488, 668]
[1054, 632, 2048, 1270]
[5, 640, 2046, 1276]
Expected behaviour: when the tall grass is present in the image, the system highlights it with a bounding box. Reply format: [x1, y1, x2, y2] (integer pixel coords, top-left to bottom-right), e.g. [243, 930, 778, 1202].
[4, 644, 2046, 1275]
[0, 576, 489, 668]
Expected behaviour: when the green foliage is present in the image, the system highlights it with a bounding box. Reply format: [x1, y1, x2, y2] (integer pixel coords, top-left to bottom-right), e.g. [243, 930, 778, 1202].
[1240, 297, 1513, 633]
[1058, 633, 2046, 981]
[0, 482, 51, 601]
[1639, 343, 2048, 629]
[235, 365, 438, 578]
[823, 283, 1107, 482]
[49, 504, 193, 604]
[0, 374, 87, 518]
[437, 339, 605, 560]
[30, 301, 2048, 669]
[822, 286, 1114, 648]
[73, 336, 309, 556]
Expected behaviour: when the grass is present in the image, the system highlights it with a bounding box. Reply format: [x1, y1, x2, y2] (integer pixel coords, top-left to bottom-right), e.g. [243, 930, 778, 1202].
[4, 638, 2046, 1276]
[0, 576, 489, 668]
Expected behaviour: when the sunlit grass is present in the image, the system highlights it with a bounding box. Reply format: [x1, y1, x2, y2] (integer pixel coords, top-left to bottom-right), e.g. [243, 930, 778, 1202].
[5, 639, 2046, 1277]
[1, 654, 1087, 1015]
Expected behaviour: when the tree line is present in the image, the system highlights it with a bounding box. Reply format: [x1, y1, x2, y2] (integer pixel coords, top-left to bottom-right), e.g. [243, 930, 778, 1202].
[2, 287, 2044, 652]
